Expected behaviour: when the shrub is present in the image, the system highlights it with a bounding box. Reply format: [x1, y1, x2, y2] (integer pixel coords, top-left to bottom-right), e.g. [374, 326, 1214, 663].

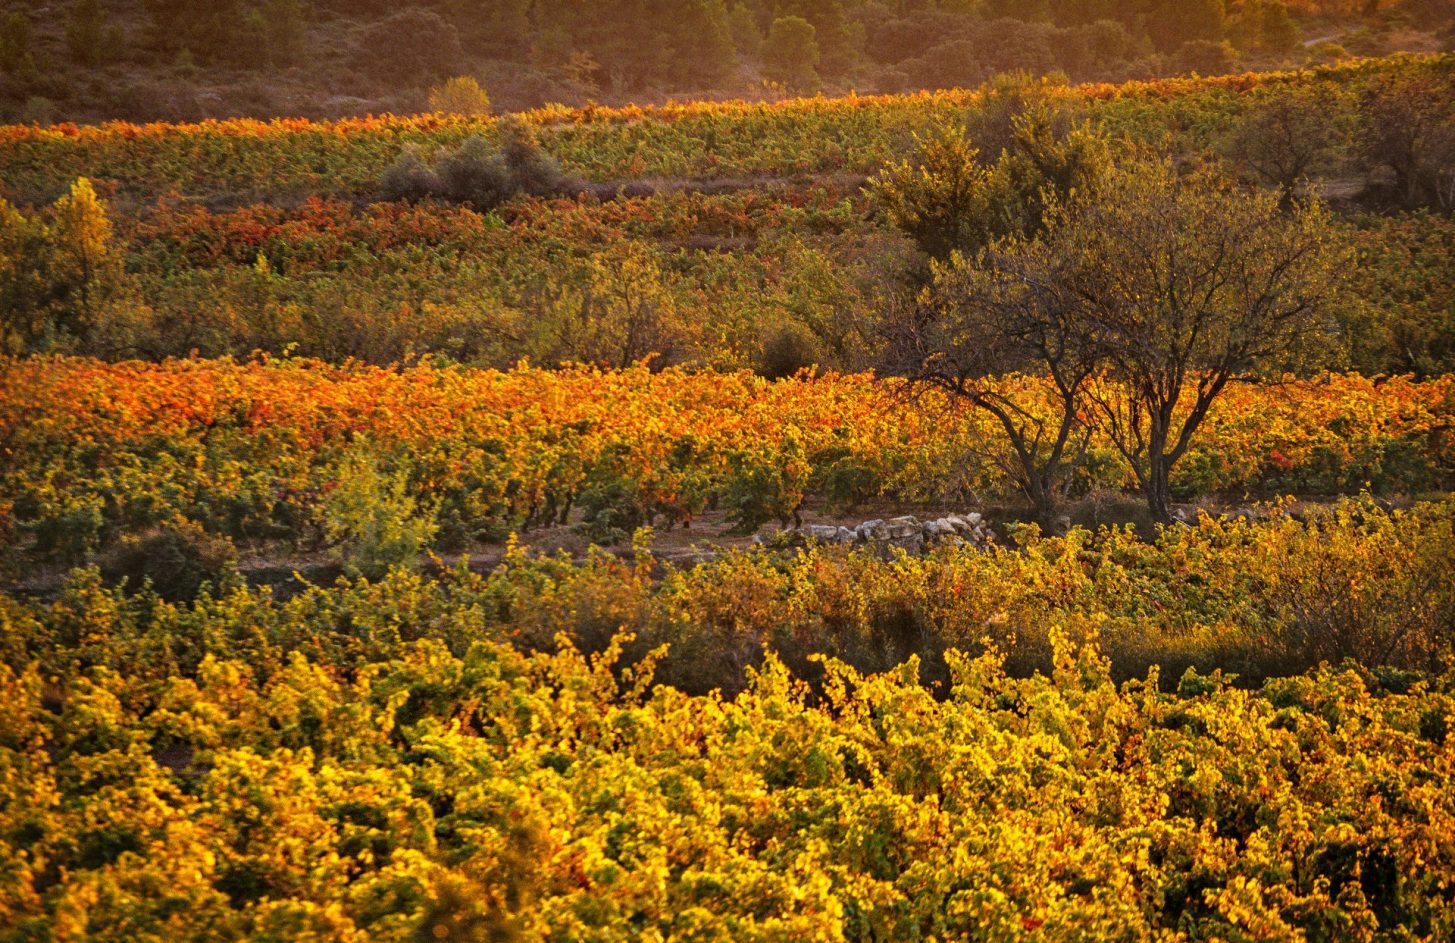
[99, 516, 237, 602]
[577, 475, 649, 545]
[496, 116, 564, 196]
[320, 446, 438, 579]
[756, 321, 821, 379]
[436, 135, 514, 206]
[380, 122, 563, 209]
[721, 435, 810, 533]
[428, 76, 491, 116]
[379, 146, 442, 202]
[1256, 499, 1455, 673]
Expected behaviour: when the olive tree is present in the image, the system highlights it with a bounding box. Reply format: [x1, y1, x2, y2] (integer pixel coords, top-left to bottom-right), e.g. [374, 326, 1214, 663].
[1056, 159, 1343, 522]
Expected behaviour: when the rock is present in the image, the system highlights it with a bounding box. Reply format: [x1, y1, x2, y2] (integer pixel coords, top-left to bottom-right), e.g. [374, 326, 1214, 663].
[924, 519, 948, 538]
[753, 511, 993, 557]
[871, 516, 925, 554]
[855, 519, 885, 541]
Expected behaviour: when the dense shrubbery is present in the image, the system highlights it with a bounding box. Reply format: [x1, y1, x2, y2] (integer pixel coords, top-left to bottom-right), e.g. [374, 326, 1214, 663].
[1, 498, 1453, 938]
[0, 176, 1444, 378]
[381, 118, 564, 208]
[8, 496, 1454, 689]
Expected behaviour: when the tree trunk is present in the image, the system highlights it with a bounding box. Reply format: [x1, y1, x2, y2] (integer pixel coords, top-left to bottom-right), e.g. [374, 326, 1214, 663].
[1146, 460, 1173, 525]
[1024, 475, 1059, 534]
[1145, 425, 1174, 525]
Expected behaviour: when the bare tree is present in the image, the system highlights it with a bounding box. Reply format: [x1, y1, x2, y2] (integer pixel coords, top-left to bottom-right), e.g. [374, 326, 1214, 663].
[1054, 159, 1343, 523]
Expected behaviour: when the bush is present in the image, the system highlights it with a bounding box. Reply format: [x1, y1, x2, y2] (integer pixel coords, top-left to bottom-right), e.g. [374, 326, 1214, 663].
[1257, 499, 1455, 673]
[756, 321, 821, 379]
[428, 76, 491, 116]
[320, 447, 438, 579]
[577, 476, 649, 545]
[496, 116, 564, 196]
[379, 122, 564, 209]
[99, 516, 238, 602]
[721, 436, 810, 534]
[436, 135, 514, 206]
[379, 146, 442, 202]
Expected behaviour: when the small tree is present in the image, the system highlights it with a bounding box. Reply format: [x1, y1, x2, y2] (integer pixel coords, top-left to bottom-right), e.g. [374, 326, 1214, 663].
[874, 114, 1110, 525]
[429, 76, 492, 116]
[1259, 0, 1301, 54]
[586, 242, 681, 368]
[869, 109, 1107, 264]
[1226, 85, 1353, 205]
[0, 198, 52, 354]
[727, 2, 761, 56]
[666, 0, 738, 87]
[1057, 160, 1342, 522]
[1359, 71, 1455, 210]
[322, 446, 438, 580]
[48, 177, 117, 343]
[884, 241, 1102, 529]
[0, 178, 118, 354]
[763, 16, 820, 92]
[867, 122, 1010, 264]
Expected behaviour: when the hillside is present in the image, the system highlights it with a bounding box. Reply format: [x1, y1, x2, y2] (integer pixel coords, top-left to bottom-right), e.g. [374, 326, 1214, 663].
[1, 0, 1450, 123]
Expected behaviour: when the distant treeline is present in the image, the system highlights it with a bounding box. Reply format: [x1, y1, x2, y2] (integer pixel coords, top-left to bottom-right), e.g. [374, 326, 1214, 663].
[0, 0, 1451, 121]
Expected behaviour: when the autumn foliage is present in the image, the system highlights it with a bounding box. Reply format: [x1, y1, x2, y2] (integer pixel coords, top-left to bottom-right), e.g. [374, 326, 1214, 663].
[1, 357, 1450, 573]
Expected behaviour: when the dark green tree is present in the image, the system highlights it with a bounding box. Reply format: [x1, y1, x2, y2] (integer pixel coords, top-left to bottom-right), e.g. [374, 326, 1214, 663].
[763, 15, 820, 91]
